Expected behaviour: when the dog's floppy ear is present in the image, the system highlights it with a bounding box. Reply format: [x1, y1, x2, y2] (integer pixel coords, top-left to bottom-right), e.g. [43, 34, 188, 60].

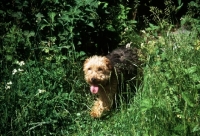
[104, 57, 113, 70]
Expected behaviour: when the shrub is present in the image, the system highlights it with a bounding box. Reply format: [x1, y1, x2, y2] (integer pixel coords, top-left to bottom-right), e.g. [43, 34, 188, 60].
[0, 0, 139, 135]
[1, 0, 199, 135]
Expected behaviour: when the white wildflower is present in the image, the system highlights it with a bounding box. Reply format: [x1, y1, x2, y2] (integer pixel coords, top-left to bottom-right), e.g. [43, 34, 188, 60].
[126, 42, 132, 48]
[36, 89, 46, 96]
[5, 81, 12, 90]
[7, 81, 12, 85]
[76, 113, 81, 116]
[16, 60, 25, 66]
[124, 27, 128, 31]
[5, 86, 11, 90]
[177, 114, 182, 118]
[12, 68, 24, 75]
[18, 68, 24, 72]
[141, 30, 146, 34]
[38, 89, 46, 94]
[17, 61, 25, 66]
[141, 43, 144, 48]
[12, 69, 18, 75]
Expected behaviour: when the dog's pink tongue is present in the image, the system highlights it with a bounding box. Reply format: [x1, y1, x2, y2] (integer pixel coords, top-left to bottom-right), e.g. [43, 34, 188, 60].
[90, 85, 99, 94]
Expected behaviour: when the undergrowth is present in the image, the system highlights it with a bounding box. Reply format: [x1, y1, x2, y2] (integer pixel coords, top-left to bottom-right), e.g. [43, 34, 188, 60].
[0, 0, 200, 135]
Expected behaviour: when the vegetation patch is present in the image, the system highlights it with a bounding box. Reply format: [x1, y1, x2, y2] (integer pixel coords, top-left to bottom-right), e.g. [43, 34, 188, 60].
[0, 0, 200, 135]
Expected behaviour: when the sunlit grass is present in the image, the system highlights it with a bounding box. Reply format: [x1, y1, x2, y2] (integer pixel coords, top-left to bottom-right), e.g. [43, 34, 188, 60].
[74, 27, 200, 136]
[1, 20, 200, 136]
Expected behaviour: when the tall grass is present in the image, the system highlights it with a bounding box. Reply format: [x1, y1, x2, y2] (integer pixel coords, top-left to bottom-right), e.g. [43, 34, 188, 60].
[72, 22, 200, 135]
[0, 0, 200, 135]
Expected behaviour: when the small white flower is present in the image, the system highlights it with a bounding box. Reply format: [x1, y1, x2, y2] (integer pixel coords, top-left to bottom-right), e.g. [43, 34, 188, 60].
[12, 69, 17, 75]
[5, 81, 12, 90]
[76, 113, 81, 116]
[5, 85, 11, 90]
[19, 61, 25, 66]
[141, 30, 146, 34]
[12, 68, 24, 75]
[18, 68, 24, 72]
[124, 27, 128, 31]
[38, 89, 46, 94]
[126, 42, 132, 48]
[141, 43, 144, 47]
[35, 89, 46, 96]
[7, 81, 12, 85]
[16, 61, 25, 66]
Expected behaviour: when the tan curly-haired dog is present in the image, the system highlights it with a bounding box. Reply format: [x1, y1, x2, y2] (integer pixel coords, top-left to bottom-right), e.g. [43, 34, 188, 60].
[83, 47, 140, 118]
[83, 56, 117, 118]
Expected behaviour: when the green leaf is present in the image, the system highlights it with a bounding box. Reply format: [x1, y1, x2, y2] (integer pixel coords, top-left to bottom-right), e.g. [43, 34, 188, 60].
[185, 66, 197, 74]
[11, 12, 22, 19]
[59, 14, 70, 22]
[190, 73, 200, 82]
[106, 24, 115, 32]
[79, 51, 86, 56]
[87, 22, 94, 28]
[192, 125, 200, 132]
[174, 124, 185, 131]
[48, 12, 56, 23]
[195, 84, 200, 89]
[181, 92, 194, 107]
[35, 13, 44, 18]
[6, 55, 13, 61]
[175, 4, 183, 13]
[24, 31, 35, 37]
[40, 23, 50, 30]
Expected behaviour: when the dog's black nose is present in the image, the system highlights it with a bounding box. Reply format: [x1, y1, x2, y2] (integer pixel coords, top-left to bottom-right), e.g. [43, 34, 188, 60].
[91, 78, 96, 82]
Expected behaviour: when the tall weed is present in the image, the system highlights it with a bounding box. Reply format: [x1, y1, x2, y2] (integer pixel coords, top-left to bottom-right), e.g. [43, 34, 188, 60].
[1, 0, 200, 135]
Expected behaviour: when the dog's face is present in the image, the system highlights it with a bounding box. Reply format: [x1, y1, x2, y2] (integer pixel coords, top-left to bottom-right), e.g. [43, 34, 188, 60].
[83, 56, 112, 93]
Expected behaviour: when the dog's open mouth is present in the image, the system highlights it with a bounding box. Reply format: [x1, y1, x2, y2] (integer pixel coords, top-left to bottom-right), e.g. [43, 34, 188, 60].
[90, 85, 99, 94]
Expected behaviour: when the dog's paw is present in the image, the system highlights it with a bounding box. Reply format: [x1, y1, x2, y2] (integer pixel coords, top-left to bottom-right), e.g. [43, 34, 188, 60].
[90, 111, 102, 118]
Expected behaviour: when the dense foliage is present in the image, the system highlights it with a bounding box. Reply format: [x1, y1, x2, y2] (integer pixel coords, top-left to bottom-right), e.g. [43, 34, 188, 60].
[0, 0, 200, 135]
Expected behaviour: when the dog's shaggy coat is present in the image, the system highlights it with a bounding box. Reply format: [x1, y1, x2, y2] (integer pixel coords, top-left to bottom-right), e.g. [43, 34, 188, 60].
[83, 47, 140, 118]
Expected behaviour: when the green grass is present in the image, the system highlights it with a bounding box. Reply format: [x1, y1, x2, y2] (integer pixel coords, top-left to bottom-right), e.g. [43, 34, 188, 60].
[1, 0, 200, 135]
[74, 32, 199, 136]
[1, 28, 200, 135]
[73, 27, 200, 135]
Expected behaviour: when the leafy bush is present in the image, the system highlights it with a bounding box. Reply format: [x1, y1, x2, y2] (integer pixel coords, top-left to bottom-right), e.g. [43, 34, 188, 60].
[1, 0, 200, 135]
[136, 26, 200, 135]
[0, 0, 140, 135]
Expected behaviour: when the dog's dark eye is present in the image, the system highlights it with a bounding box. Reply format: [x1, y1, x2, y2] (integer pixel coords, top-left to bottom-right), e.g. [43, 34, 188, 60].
[98, 68, 103, 71]
[88, 67, 91, 70]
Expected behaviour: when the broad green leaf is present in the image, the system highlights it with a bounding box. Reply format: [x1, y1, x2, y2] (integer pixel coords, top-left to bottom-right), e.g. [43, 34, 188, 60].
[48, 12, 56, 23]
[35, 13, 44, 18]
